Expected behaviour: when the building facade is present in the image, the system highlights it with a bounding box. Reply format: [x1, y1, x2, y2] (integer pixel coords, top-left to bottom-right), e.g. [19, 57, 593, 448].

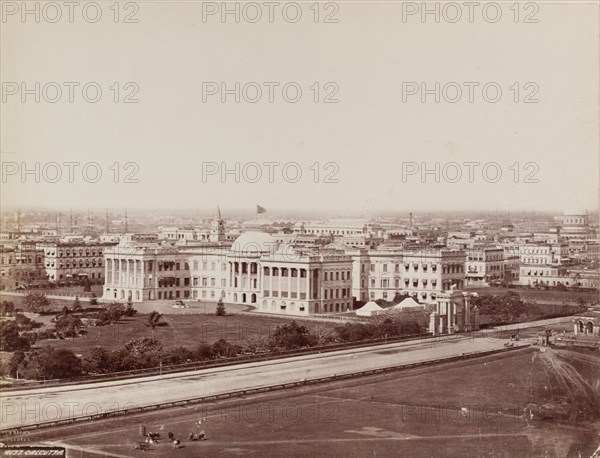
[348, 247, 466, 303]
[103, 231, 353, 316]
[39, 241, 115, 283]
[465, 246, 504, 285]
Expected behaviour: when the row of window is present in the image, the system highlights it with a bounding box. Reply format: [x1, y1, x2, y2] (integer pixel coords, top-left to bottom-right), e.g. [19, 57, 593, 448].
[46, 261, 103, 268]
[58, 273, 101, 279]
[49, 249, 104, 257]
[368, 263, 458, 273]
[323, 270, 351, 281]
[321, 302, 351, 312]
[263, 267, 308, 277]
[370, 291, 435, 301]
[263, 291, 308, 300]
[323, 287, 351, 299]
[369, 278, 439, 288]
[192, 277, 228, 287]
[521, 257, 558, 265]
[157, 290, 190, 299]
[158, 261, 188, 271]
[192, 261, 228, 271]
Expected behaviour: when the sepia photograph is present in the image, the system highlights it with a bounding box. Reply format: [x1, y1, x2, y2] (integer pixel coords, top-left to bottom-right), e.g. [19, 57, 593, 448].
[0, 1, 599, 457]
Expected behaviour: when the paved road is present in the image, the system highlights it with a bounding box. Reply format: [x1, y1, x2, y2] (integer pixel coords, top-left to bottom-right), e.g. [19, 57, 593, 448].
[0, 335, 527, 430]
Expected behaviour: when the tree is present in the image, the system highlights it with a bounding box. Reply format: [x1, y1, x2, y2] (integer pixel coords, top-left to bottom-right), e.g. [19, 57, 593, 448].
[125, 337, 163, 358]
[216, 297, 226, 316]
[14, 313, 42, 331]
[82, 278, 92, 292]
[73, 296, 82, 312]
[146, 311, 163, 338]
[83, 347, 112, 374]
[270, 321, 317, 350]
[14, 348, 82, 380]
[124, 338, 163, 369]
[55, 314, 84, 338]
[0, 321, 29, 351]
[0, 301, 15, 316]
[23, 293, 49, 313]
[124, 302, 137, 317]
[90, 293, 98, 306]
[59, 305, 71, 318]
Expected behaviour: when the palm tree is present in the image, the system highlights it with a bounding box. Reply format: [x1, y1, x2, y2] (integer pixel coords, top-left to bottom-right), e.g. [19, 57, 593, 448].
[146, 311, 162, 338]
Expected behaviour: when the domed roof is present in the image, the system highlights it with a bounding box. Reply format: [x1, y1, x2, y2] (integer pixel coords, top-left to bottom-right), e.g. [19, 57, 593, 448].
[232, 231, 278, 253]
[563, 209, 588, 216]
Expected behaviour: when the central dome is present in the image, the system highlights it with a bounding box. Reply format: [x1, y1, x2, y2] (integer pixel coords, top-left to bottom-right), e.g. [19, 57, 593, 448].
[232, 231, 278, 253]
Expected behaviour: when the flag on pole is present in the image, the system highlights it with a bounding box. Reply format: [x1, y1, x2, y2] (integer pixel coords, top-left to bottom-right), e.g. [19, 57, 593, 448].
[256, 205, 266, 214]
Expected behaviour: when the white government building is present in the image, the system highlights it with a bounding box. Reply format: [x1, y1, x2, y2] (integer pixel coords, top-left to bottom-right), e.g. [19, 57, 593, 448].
[102, 214, 353, 315]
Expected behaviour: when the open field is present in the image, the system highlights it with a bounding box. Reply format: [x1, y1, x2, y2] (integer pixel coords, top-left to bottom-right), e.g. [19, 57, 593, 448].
[9, 348, 599, 458]
[31, 313, 337, 357]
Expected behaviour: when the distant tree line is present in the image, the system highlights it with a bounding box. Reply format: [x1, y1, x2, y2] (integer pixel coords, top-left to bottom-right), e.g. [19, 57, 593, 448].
[472, 291, 588, 325]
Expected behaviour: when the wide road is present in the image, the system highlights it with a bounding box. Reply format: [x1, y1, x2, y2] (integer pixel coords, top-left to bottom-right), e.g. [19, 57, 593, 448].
[0, 334, 529, 431]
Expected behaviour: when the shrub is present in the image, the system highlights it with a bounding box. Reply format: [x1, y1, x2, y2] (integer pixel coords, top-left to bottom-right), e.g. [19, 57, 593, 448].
[216, 298, 226, 316]
[270, 321, 317, 350]
[23, 293, 50, 313]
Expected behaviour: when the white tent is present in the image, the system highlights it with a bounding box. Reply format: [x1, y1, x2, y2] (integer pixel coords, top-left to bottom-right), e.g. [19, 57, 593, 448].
[391, 297, 424, 310]
[356, 301, 384, 317]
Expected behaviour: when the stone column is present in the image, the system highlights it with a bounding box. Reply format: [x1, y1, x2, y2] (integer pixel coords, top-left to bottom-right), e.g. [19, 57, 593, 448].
[278, 267, 282, 297]
[306, 269, 311, 300]
[133, 259, 137, 288]
[429, 312, 439, 335]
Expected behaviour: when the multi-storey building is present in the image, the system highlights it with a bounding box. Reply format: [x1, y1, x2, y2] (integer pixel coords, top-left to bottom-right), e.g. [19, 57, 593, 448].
[103, 229, 353, 316]
[348, 247, 466, 303]
[519, 242, 569, 266]
[38, 241, 116, 284]
[519, 242, 570, 286]
[465, 246, 504, 285]
[293, 220, 384, 238]
[558, 211, 594, 241]
[104, 243, 192, 301]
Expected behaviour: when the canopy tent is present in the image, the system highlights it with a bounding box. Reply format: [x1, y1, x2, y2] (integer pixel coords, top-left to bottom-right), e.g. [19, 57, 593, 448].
[356, 301, 384, 317]
[391, 297, 424, 310]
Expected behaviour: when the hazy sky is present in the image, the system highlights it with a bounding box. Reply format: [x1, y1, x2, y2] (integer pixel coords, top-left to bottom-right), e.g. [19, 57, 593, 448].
[1, 1, 598, 213]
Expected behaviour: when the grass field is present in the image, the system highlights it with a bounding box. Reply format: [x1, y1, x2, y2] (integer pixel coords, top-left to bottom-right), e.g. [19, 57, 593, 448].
[32, 313, 338, 357]
[10, 348, 599, 458]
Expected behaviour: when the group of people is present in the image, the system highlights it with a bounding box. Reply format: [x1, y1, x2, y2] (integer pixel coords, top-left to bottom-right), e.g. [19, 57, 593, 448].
[136, 422, 207, 451]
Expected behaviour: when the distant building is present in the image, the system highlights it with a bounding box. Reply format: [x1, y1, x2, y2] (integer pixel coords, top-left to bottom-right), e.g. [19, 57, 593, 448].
[559, 210, 594, 241]
[465, 246, 504, 286]
[38, 241, 116, 283]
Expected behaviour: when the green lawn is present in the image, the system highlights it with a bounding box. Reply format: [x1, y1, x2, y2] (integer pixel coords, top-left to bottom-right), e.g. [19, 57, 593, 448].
[33, 313, 337, 357]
